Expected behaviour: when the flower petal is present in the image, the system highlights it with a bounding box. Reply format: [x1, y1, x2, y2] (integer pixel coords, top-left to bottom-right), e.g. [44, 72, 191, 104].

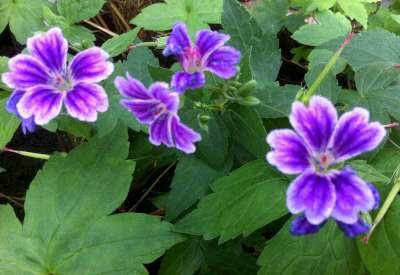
[163, 23, 191, 57]
[171, 115, 201, 154]
[149, 82, 179, 113]
[64, 83, 109, 122]
[368, 183, 380, 210]
[329, 107, 386, 162]
[6, 90, 36, 134]
[27, 27, 68, 73]
[171, 71, 206, 93]
[2, 55, 50, 89]
[266, 129, 311, 175]
[17, 85, 64, 125]
[337, 218, 370, 238]
[205, 46, 241, 79]
[149, 113, 174, 147]
[290, 215, 324, 236]
[114, 74, 151, 100]
[69, 47, 114, 83]
[290, 96, 338, 153]
[195, 30, 229, 61]
[330, 167, 375, 224]
[287, 171, 335, 225]
[121, 99, 160, 125]
[6, 90, 25, 115]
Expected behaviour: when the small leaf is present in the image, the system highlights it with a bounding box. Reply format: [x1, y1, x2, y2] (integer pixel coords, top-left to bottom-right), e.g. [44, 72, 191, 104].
[175, 160, 289, 243]
[6, 0, 50, 44]
[57, 0, 106, 24]
[292, 11, 351, 46]
[337, 0, 369, 28]
[131, 0, 222, 34]
[102, 28, 140, 57]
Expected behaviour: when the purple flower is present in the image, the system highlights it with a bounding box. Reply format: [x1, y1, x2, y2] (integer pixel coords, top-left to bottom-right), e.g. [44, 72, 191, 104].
[163, 23, 241, 93]
[6, 90, 36, 134]
[266, 96, 386, 237]
[1, 27, 113, 125]
[114, 74, 201, 154]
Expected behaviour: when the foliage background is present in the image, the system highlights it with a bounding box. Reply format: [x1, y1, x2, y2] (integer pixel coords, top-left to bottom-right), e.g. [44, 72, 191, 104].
[1, 0, 400, 274]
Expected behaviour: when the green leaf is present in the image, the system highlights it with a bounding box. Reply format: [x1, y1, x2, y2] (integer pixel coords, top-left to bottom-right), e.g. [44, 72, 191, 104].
[250, 32, 282, 83]
[181, 111, 231, 168]
[160, 238, 257, 275]
[0, 56, 10, 91]
[123, 46, 159, 86]
[0, 98, 20, 149]
[252, 0, 289, 34]
[57, 116, 92, 139]
[224, 106, 267, 159]
[57, 0, 105, 23]
[349, 160, 390, 184]
[339, 29, 400, 71]
[131, 0, 222, 35]
[258, 220, 365, 275]
[292, 11, 351, 46]
[337, 0, 369, 28]
[0, 0, 12, 35]
[369, 142, 400, 177]
[368, 8, 400, 35]
[221, 0, 262, 54]
[42, 6, 95, 49]
[165, 155, 232, 220]
[0, 205, 46, 274]
[338, 64, 400, 123]
[159, 238, 206, 275]
[102, 28, 140, 57]
[254, 83, 300, 118]
[0, 126, 183, 274]
[358, 198, 400, 275]
[175, 160, 289, 243]
[23, 126, 133, 241]
[5, 0, 49, 44]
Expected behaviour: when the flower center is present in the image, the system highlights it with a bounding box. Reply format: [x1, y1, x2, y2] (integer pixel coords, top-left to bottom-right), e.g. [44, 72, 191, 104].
[152, 102, 168, 117]
[51, 72, 72, 92]
[312, 152, 334, 173]
[183, 46, 203, 73]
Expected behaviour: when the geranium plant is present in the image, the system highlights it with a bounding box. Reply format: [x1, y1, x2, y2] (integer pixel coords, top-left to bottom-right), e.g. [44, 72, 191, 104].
[0, 0, 400, 274]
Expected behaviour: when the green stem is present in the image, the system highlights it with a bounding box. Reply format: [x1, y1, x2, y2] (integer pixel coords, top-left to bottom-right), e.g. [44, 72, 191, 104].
[366, 166, 400, 241]
[3, 148, 50, 160]
[128, 41, 159, 50]
[298, 32, 354, 103]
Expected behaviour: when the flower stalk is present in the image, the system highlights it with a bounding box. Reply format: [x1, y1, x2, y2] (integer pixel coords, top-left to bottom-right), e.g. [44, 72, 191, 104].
[3, 148, 50, 160]
[297, 32, 354, 103]
[366, 164, 400, 241]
